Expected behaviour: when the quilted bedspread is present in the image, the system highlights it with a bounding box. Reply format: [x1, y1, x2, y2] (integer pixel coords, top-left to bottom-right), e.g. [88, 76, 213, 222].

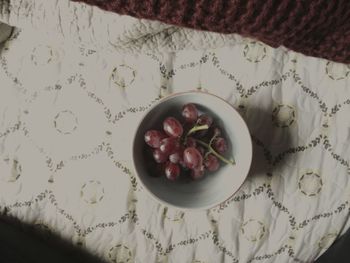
[1, 1, 350, 262]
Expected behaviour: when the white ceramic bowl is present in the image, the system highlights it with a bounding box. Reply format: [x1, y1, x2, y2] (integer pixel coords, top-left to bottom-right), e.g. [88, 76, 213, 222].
[132, 91, 252, 210]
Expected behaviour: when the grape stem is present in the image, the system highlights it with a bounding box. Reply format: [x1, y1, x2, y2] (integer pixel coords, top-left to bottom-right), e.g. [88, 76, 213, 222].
[195, 139, 236, 165]
[209, 133, 218, 146]
[186, 124, 209, 136]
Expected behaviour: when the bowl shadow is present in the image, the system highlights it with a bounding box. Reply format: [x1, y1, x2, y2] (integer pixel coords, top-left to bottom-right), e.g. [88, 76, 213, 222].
[240, 105, 294, 179]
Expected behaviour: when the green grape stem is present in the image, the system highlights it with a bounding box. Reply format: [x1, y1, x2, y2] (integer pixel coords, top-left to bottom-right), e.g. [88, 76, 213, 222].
[196, 140, 236, 165]
[187, 124, 209, 136]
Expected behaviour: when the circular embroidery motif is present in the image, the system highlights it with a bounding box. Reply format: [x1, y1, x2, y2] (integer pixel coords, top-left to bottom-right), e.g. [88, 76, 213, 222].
[325, 62, 350, 80]
[108, 244, 133, 263]
[241, 219, 266, 242]
[80, 180, 105, 204]
[272, 105, 296, 128]
[31, 45, 58, 66]
[111, 65, 136, 88]
[54, 110, 78, 135]
[298, 171, 322, 197]
[243, 42, 267, 63]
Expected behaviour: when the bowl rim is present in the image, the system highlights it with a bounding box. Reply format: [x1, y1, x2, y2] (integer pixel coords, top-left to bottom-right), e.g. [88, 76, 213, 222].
[132, 90, 253, 211]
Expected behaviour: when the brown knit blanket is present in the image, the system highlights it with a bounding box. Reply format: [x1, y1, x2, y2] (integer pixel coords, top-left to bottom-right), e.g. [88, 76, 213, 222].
[72, 0, 350, 64]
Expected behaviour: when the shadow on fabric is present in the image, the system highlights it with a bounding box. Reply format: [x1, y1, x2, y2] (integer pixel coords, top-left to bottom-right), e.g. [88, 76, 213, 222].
[242, 106, 293, 180]
[0, 214, 106, 263]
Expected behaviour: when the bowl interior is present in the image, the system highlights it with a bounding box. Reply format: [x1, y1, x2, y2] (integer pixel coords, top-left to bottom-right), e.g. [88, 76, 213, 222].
[133, 92, 252, 210]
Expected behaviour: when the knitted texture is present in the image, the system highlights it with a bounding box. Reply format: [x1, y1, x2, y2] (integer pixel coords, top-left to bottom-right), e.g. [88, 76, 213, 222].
[72, 0, 350, 63]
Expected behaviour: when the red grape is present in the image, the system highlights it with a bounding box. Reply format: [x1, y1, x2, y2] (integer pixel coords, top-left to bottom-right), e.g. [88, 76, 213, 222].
[144, 130, 166, 148]
[159, 137, 179, 155]
[163, 117, 183, 137]
[185, 137, 197, 147]
[204, 154, 220, 172]
[169, 148, 183, 164]
[213, 137, 228, 154]
[197, 114, 213, 127]
[191, 166, 205, 180]
[153, 148, 168, 163]
[196, 114, 213, 137]
[182, 103, 198, 123]
[183, 147, 203, 169]
[165, 162, 180, 181]
[197, 146, 206, 156]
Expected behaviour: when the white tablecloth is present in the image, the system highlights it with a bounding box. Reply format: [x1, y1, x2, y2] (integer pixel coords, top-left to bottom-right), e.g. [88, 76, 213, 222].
[1, 1, 350, 262]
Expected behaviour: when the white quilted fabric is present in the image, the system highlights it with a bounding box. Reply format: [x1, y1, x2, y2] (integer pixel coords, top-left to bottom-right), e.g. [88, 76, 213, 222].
[1, 1, 350, 263]
[0, 0, 244, 53]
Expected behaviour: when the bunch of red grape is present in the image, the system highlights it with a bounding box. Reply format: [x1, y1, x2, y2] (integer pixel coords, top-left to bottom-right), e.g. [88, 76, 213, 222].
[144, 103, 234, 181]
